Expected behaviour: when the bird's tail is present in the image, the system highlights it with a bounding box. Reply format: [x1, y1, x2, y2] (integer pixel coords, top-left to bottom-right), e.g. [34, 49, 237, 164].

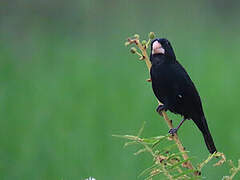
[193, 116, 217, 154]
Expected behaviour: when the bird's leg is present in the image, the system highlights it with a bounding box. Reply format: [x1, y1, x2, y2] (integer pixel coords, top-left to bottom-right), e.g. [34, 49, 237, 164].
[169, 118, 186, 135]
[156, 104, 167, 116]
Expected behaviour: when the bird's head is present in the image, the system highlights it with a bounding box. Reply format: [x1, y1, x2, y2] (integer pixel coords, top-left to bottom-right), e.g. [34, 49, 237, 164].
[150, 38, 176, 61]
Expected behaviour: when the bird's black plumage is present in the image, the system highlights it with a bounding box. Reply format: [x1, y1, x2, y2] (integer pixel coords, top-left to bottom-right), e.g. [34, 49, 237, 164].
[150, 38, 217, 154]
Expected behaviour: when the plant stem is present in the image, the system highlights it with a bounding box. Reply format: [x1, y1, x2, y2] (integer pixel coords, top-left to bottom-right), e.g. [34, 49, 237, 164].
[130, 37, 196, 171]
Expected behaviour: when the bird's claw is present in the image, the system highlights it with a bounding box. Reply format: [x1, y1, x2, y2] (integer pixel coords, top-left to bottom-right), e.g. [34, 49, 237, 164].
[168, 128, 178, 135]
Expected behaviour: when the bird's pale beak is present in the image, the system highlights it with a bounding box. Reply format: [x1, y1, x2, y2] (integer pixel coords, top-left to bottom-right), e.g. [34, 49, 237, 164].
[152, 41, 165, 55]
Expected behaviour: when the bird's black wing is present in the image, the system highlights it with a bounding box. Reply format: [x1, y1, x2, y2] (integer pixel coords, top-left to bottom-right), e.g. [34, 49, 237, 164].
[172, 61, 216, 153]
[168, 60, 204, 119]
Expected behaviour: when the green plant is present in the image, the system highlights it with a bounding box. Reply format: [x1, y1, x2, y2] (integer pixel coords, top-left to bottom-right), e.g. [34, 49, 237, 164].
[114, 122, 225, 179]
[115, 32, 240, 179]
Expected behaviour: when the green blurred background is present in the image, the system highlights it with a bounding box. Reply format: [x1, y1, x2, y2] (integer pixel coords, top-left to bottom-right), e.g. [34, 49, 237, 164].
[1, 0, 240, 179]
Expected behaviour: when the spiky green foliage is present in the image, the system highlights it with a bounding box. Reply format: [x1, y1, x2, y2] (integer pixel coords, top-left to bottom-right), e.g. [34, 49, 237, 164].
[223, 160, 240, 180]
[114, 122, 239, 179]
[114, 123, 200, 180]
[119, 32, 239, 179]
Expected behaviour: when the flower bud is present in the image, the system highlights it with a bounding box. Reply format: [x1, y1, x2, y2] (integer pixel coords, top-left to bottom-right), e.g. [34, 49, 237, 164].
[125, 41, 130, 46]
[130, 47, 137, 54]
[139, 55, 144, 60]
[134, 34, 140, 39]
[142, 40, 147, 46]
[149, 32, 155, 39]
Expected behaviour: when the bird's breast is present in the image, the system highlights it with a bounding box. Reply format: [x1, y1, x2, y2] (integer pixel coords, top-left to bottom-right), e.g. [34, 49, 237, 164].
[151, 63, 173, 87]
[150, 63, 176, 102]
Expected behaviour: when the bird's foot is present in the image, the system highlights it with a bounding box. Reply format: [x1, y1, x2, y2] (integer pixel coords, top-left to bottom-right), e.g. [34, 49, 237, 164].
[156, 105, 166, 116]
[168, 128, 178, 135]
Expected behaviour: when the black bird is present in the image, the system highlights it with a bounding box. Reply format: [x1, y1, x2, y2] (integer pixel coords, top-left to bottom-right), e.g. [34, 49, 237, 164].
[150, 38, 217, 154]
